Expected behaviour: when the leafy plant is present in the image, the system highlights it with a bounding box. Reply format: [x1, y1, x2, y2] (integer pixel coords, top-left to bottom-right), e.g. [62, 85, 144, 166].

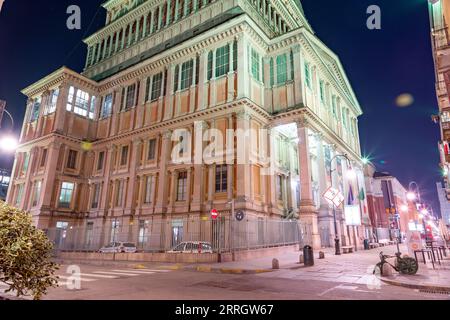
[0, 201, 58, 300]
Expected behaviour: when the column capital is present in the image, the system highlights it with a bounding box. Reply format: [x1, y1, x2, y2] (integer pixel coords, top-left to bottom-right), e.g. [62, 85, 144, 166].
[162, 130, 173, 140]
[236, 110, 251, 121]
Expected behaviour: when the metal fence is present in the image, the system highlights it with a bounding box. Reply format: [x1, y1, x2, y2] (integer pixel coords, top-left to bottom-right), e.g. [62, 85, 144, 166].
[45, 217, 312, 255]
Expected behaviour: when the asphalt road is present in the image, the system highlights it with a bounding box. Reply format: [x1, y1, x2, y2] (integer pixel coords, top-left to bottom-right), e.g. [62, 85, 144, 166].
[6, 264, 444, 300]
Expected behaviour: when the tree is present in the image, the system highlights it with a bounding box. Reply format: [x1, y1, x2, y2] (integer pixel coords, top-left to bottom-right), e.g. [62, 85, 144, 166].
[0, 201, 58, 300]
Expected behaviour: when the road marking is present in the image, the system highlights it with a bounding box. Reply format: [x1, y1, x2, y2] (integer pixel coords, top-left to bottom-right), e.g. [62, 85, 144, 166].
[58, 275, 96, 282]
[79, 273, 119, 279]
[112, 269, 156, 275]
[131, 269, 172, 273]
[93, 271, 140, 276]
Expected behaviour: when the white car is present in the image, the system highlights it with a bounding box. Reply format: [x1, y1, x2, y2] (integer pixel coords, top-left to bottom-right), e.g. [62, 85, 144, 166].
[99, 242, 137, 253]
[168, 241, 213, 254]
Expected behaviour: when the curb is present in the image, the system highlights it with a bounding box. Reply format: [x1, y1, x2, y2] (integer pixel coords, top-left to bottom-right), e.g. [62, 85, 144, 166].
[183, 265, 273, 274]
[380, 277, 450, 293]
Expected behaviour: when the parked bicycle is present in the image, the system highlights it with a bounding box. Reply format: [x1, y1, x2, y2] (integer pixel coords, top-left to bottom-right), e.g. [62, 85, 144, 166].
[373, 252, 418, 276]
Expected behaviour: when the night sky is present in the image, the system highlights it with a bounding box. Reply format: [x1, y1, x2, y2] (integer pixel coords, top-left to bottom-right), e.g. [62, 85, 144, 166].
[0, 0, 442, 215]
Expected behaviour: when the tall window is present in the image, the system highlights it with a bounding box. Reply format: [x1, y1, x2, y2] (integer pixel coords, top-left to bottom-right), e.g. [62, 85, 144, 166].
[124, 84, 136, 110]
[144, 175, 154, 204]
[177, 0, 185, 18]
[233, 40, 238, 72]
[32, 180, 42, 207]
[332, 95, 337, 118]
[148, 139, 156, 160]
[59, 182, 75, 208]
[115, 180, 125, 207]
[290, 50, 294, 80]
[174, 65, 180, 92]
[15, 184, 24, 206]
[74, 89, 90, 118]
[276, 175, 283, 201]
[276, 54, 287, 84]
[195, 56, 200, 85]
[207, 51, 213, 80]
[92, 184, 100, 209]
[269, 58, 274, 86]
[22, 153, 30, 174]
[145, 77, 151, 102]
[305, 63, 311, 88]
[251, 48, 261, 81]
[44, 89, 59, 115]
[319, 80, 325, 103]
[151, 72, 163, 100]
[120, 146, 129, 166]
[180, 60, 194, 90]
[30, 97, 41, 122]
[176, 171, 188, 201]
[89, 96, 96, 119]
[67, 86, 75, 111]
[67, 150, 78, 169]
[40, 149, 48, 167]
[215, 45, 230, 78]
[215, 165, 228, 193]
[97, 151, 105, 171]
[101, 93, 113, 118]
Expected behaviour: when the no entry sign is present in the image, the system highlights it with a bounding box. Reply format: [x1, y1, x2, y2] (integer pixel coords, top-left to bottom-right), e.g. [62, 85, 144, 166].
[211, 209, 219, 220]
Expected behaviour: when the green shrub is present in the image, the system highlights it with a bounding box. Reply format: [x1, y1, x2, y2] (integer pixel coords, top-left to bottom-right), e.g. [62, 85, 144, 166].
[0, 201, 58, 300]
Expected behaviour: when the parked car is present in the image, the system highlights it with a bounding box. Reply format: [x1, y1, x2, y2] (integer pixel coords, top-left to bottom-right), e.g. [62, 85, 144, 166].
[99, 242, 137, 253]
[168, 241, 213, 254]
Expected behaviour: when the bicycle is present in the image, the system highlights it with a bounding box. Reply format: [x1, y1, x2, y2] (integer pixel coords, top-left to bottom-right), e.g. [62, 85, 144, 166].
[373, 251, 418, 276]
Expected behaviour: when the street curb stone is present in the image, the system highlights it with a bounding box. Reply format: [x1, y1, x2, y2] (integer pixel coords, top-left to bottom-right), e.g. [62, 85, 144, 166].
[380, 277, 450, 292]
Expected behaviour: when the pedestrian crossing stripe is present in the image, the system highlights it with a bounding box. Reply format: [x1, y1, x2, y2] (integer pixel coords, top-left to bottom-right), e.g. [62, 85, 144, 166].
[57, 275, 96, 282]
[112, 269, 156, 274]
[93, 271, 140, 276]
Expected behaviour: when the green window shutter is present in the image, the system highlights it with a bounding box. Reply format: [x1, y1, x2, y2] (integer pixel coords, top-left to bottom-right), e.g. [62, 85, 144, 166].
[276, 54, 287, 85]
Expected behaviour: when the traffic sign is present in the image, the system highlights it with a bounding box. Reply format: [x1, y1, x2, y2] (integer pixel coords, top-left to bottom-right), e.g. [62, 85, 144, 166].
[235, 210, 245, 221]
[323, 187, 345, 207]
[211, 209, 219, 220]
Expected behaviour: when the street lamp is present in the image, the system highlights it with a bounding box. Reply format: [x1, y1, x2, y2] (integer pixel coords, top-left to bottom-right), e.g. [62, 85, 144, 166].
[0, 104, 18, 153]
[330, 153, 354, 256]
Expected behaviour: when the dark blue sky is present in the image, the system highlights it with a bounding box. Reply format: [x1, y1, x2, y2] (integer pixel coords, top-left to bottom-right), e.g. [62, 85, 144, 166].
[0, 0, 442, 215]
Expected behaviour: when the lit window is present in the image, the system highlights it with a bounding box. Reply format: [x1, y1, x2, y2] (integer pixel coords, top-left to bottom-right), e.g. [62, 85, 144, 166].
[15, 184, 24, 206]
[215, 45, 230, 78]
[276, 54, 287, 84]
[22, 153, 30, 174]
[151, 73, 163, 101]
[32, 180, 42, 207]
[29, 97, 41, 122]
[66, 86, 75, 111]
[442, 111, 450, 123]
[277, 175, 283, 201]
[59, 182, 75, 208]
[215, 165, 228, 193]
[176, 171, 188, 201]
[89, 96, 96, 119]
[101, 93, 113, 119]
[44, 89, 59, 115]
[74, 89, 90, 117]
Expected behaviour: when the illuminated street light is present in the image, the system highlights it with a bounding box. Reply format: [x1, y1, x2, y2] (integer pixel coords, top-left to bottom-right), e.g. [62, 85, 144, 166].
[406, 192, 417, 201]
[421, 208, 429, 215]
[400, 204, 408, 212]
[0, 135, 18, 152]
[346, 167, 357, 180]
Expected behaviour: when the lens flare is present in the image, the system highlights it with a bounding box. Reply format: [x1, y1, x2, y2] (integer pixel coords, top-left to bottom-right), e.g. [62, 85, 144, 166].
[395, 93, 414, 108]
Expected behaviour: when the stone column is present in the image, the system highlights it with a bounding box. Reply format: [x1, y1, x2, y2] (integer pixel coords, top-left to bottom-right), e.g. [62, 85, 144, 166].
[164, 64, 175, 120]
[40, 141, 61, 209]
[236, 111, 251, 205]
[125, 139, 142, 216]
[99, 145, 116, 214]
[54, 85, 69, 134]
[197, 50, 208, 110]
[237, 35, 250, 99]
[296, 118, 320, 249]
[191, 121, 208, 212]
[155, 131, 172, 214]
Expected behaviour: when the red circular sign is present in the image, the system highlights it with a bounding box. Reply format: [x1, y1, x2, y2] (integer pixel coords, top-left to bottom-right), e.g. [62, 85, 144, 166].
[211, 209, 218, 220]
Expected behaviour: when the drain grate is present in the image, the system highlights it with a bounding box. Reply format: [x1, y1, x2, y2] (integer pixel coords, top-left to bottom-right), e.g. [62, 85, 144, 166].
[419, 288, 450, 295]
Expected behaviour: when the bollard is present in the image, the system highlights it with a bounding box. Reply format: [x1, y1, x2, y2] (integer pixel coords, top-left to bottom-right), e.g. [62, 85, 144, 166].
[272, 258, 280, 270]
[303, 246, 314, 267]
[299, 254, 304, 264]
[319, 251, 325, 259]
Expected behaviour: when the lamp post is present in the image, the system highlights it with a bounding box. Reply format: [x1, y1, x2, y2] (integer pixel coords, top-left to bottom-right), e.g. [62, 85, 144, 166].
[330, 153, 354, 256]
[0, 102, 18, 153]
